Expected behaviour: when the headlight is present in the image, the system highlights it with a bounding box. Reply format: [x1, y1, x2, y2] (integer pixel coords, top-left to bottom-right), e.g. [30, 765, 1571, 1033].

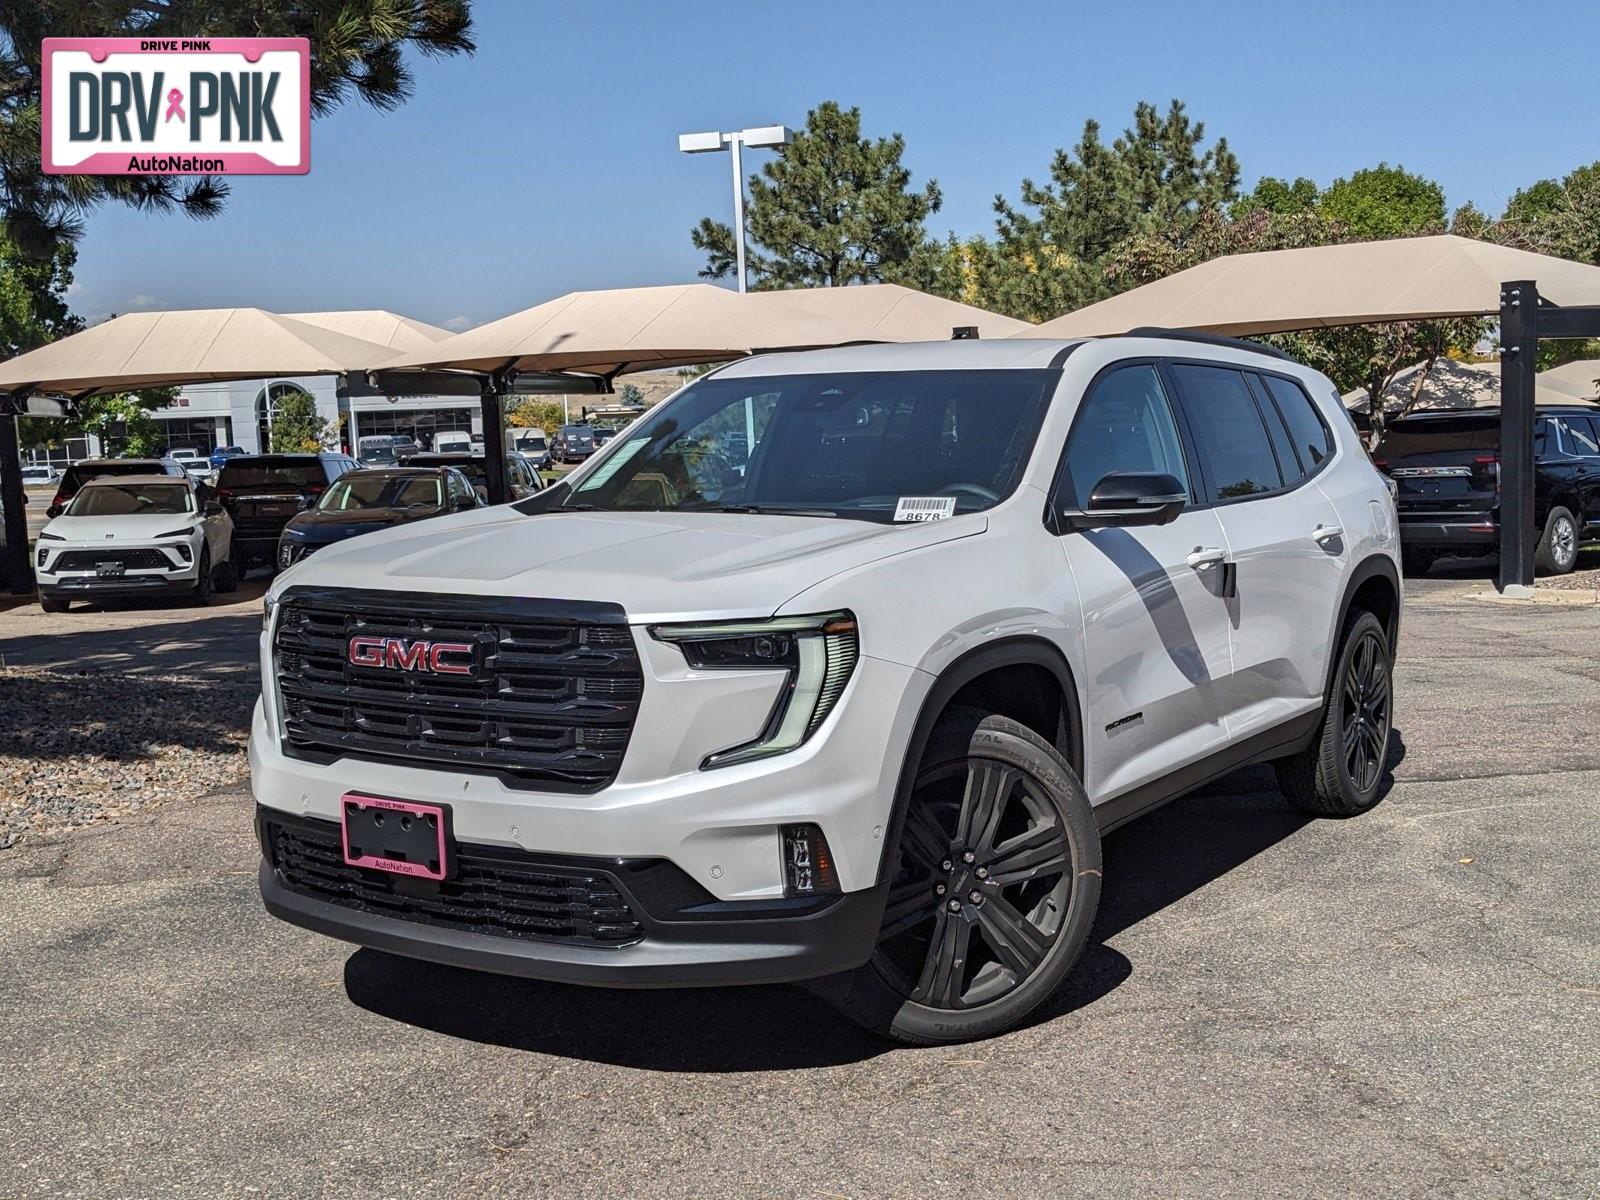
[651, 611, 858, 769]
[157, 526, 198, 538]
[38, 531, 64, 542]
[262, 590, 279, 631]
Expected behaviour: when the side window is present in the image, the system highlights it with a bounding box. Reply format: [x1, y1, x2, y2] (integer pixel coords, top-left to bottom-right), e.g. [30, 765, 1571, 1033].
[1560, 417, 1600, 457]
[1061, 364, 1191, 509]
[1169, 364, 1284, 502]
[1249, 374, 1304, 483]
[1262, 374, 1335, 472]
[1535, 417, 1558, 457]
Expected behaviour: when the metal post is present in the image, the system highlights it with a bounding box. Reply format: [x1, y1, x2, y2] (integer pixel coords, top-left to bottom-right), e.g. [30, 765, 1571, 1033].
[480, 377, 510, 505]
[728, 134, 747, 293]
[1498, 280, 1538, 594]
[0, 407, 34, 595]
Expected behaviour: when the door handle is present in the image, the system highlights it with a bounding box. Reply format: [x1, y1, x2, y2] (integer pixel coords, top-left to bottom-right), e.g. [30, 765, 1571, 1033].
[1187, 546, 1228, 570]
[1312, 524, 1344, 544]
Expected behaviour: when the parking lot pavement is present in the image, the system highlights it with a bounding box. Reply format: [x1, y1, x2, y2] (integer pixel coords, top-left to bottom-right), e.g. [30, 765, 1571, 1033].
[2, 584, 1597, 1199]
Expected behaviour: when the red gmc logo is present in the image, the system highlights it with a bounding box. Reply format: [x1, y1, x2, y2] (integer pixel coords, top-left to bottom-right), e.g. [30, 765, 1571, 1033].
[347, 635, 476, 676]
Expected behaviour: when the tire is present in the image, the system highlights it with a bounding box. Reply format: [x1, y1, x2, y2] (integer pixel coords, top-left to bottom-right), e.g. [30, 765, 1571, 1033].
[39, 595, 68, 613]
[1400, 547, 1437, 577]
[1275, 610, 1393, 818]
[189, 549, 212, 606]
[212, 551, 239, 594]
[824, 707, 1101, 1045]
[1535, 506, 1578, 575]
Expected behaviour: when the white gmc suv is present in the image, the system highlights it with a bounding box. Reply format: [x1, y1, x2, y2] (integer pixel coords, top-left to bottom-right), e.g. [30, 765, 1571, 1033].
[251, 333, 1400, 1043]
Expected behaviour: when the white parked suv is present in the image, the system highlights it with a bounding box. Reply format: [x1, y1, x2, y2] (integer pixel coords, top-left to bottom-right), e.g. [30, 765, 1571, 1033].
[36, 474, 238, 612]
[252, 334, 1400, 1043]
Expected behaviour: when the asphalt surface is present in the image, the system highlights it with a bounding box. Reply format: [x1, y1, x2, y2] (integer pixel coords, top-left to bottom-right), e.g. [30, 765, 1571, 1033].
[2, 571, 1597, 1198]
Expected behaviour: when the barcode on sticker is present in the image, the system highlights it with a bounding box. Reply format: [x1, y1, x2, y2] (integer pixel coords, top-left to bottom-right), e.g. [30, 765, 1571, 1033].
[893, 496, 958, 523]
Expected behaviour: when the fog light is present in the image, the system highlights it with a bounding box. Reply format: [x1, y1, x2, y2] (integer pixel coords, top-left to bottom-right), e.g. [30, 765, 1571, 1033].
[36, 547, 47, 567]
[174, 543, 191, 564]
[782, 824, 840, 897]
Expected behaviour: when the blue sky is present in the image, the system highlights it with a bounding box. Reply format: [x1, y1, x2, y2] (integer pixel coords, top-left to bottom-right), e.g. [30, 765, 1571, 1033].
[69, 0, 1600, 330]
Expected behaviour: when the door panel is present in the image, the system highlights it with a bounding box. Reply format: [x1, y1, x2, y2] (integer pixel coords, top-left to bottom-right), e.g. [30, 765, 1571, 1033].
[1064, 513, 1235, 803]
[1053, 362, 1233, 805]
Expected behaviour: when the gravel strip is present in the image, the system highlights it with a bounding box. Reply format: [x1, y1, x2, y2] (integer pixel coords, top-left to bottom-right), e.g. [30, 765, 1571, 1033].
[0, 665, 255, 849]
[1539, 566, 1600, 594]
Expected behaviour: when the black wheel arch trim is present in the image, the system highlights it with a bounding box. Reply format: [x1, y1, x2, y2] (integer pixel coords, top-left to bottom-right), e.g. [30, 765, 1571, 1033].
[874, 635, 1083, 886]
[1324, 554, 1401, 706]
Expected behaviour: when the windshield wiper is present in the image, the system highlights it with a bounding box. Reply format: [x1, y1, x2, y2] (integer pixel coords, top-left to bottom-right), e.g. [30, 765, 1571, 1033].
[713, 504, 839, 517]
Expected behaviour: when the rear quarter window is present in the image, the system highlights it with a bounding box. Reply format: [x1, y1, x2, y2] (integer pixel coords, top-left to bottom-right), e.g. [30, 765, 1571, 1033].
[1261, 375, 1336, 472]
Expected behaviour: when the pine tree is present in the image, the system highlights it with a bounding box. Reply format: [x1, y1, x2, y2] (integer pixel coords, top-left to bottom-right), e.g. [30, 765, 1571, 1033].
[691, 101, 942, 289]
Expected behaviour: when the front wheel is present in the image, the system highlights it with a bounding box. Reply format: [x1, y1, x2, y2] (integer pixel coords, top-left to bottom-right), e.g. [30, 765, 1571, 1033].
[188, 549, 212, 606]
[825, 708, 1101, 1044]
[1276, 610, 1393, 817]
[39, 594, 69, 613]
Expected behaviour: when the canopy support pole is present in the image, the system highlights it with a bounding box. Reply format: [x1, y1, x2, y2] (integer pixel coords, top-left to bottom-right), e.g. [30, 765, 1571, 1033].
[480, 373, 511, 506]
[1497, 283, 1600, 594]
[0, 402, 32, 595]
[1498, 281, 1538, 594]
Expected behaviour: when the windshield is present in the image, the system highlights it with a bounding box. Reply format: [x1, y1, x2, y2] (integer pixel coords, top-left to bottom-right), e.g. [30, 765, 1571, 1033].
[219, 458, 326, 488]
[516, 435, 547, 451]
[317, 473, 443, 512]
[68, 482, 192, 517]
[564, 369, 1056, 521]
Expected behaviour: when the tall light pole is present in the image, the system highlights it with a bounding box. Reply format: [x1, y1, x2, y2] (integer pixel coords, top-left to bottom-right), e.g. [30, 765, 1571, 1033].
[678, 125, 794, 292]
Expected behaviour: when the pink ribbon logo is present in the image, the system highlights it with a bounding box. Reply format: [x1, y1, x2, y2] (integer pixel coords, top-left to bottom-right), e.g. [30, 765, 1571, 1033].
[164, 88, 185, 123]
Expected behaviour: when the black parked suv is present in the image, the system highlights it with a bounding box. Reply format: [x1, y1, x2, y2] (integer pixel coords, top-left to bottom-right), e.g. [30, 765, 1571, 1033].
[1376, 406, 1600, 575]
[216, 452, 358, 572]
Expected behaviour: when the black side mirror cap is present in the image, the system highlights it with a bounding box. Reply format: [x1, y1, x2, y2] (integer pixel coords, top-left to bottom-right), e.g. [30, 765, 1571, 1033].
[46, 503, 62, 519]
[204, 500, 223, 516]
[1060, 472, 1187, 530]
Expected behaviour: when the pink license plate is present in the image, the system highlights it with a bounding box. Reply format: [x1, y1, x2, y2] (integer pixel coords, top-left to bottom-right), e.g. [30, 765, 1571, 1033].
[340, 793, 451, 881]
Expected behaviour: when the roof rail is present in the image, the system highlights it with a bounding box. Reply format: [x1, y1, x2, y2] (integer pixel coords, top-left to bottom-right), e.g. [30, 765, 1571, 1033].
[1120, 326, 1292, 362]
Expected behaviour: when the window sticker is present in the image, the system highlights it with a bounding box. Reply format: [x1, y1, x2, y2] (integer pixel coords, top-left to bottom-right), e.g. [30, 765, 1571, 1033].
[893, 496, 957, 523]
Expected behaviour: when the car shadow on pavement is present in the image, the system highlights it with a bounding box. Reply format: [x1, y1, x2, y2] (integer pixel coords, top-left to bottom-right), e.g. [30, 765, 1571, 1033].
[0, 592, 266, 680]
[345, 733, 1407, 1069]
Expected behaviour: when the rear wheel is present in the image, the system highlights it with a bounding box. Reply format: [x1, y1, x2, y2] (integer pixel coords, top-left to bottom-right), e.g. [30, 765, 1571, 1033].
[212, 551, 239, 594]
[1276, 610, 1393, 817]
[1535, 506, 1578, 575]
[826, 708, 1100, 1044]
[1400, 547, 1437, 576]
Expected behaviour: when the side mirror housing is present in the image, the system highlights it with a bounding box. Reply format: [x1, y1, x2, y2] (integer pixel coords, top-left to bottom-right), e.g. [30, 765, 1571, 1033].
[204, 500, 223, 516]
[46, 503, 62, 519]
[455, 494, 476, 511]
[1061, 472, 1187, 530]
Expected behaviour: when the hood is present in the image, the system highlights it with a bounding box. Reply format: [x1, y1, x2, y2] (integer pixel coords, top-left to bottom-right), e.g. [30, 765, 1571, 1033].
[287, 506, 441, 541]
[276, 505, 987, 623]
[44, 511, 198, 543]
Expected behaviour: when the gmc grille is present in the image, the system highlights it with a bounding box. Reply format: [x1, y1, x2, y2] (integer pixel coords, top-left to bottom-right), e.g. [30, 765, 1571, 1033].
[273, 587, 643, 791]
[264, 812, 645, 947]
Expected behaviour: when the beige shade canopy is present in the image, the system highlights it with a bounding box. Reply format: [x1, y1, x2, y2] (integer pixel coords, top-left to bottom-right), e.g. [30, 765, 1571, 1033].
[1532, 358, 1600, 401]
[284, 309, 452, 353]
[742, 283, 1031, 341]
[0, 307, 403, 397]
[1342, 358, 1583, 414]
[1022, 235, 1600, 339]
[382, 283, 889, 376]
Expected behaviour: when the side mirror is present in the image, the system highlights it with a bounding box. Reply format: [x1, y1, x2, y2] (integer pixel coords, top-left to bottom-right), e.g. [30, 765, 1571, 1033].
[1061, 472, 1187, 530]
[204, 500, 223, 516]
[455, 494, 476, 511]
[46, 503, 62, 519]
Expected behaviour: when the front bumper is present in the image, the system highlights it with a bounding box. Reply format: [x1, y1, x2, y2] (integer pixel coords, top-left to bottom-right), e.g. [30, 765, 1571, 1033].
[38, 574, 193, 598]
[257, 807, 887, 987]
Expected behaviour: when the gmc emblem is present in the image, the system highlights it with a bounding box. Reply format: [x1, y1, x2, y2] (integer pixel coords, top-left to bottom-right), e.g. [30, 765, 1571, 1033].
[347, 635, 476, 676]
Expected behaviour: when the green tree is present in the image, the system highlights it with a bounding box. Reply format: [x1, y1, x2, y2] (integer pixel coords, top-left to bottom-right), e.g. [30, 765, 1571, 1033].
[1230, 175, 1318, 218]
[0, 2, 475, 257]
[267, 388, 329, 452]
[1497, 162, 1600, 266]
[981, 100, 1240, 321]
[507, 398, 565, 431]
[72, 389, 174, 456]
[1317, 164, 1446, 239]
[691, 101, 942, 289]
[617, 382, 645, 407]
